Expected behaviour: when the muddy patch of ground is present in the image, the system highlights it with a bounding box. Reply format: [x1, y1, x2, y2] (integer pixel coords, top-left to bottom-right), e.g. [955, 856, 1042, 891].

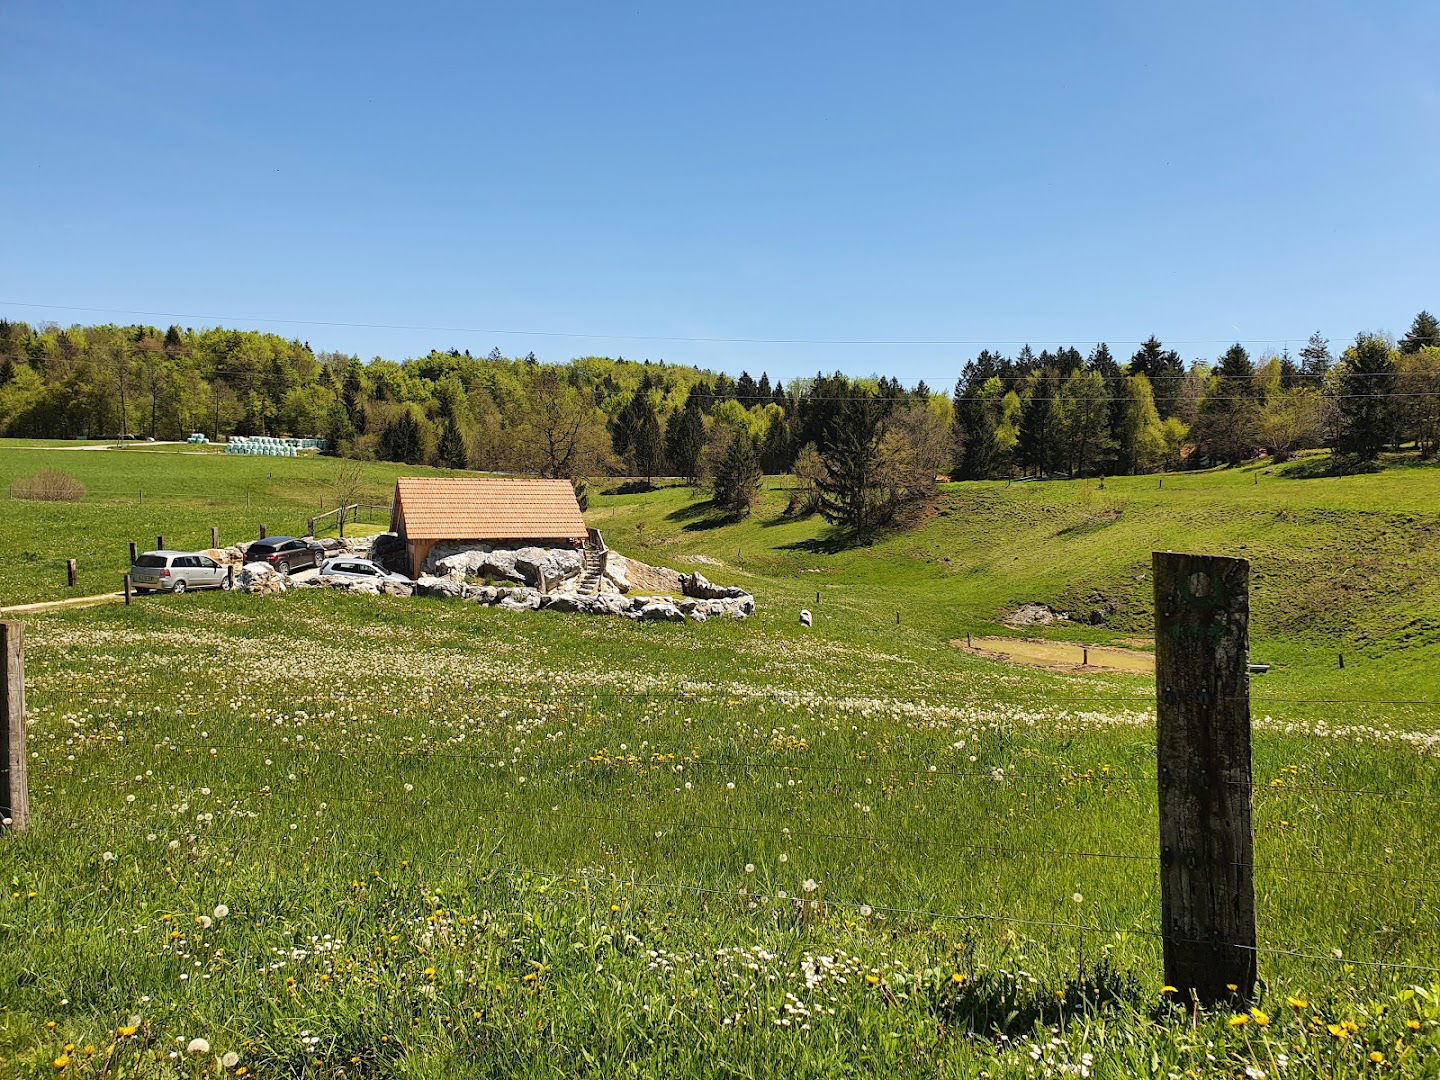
[951, 635, 1154, 674]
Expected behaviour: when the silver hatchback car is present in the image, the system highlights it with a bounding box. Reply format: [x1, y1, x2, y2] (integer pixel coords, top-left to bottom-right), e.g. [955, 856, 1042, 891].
[130, 551, 232, 593]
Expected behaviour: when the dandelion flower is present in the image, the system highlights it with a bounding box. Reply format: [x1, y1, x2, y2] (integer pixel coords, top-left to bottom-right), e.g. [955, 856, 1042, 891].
[744, 864, 755, 874]
[1370, 1052, 1386, 1064]
[53, 1056, 70, 1069]
[221, 1051, 240, 1068]
[1286, 996, 1308, 1010]
[1161, 986, 1178, 995]
[858, 905, 873, 917]
[1249, 1008, 1269, 1026]
[1227, 1015, 1249, 1027]
[187, 1038, 211, 1055]
[197, 916, 212, 929]
[213, 905, 229, 920]
[802, 879, 818, 893]
[101, 851, 115, 862]
[1071, 893, 1083, 904]
[1327, 1023, 1349, 1039]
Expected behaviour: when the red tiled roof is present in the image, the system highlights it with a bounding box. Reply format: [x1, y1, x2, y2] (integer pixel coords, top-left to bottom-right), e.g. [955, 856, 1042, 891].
[393, 477, 587, 542]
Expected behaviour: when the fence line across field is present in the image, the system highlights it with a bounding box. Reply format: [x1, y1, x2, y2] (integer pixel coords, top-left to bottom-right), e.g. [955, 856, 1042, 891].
[42, 730, 1440, 806]
[67, 776, 1440, 888]
[32, 816, 1440, 981]
[7, 551, 1440, 1003]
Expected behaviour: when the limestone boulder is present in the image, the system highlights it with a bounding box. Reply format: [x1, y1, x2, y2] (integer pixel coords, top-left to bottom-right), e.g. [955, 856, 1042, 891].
[635, 600, 685, 622]
[237, 563, 287, 595]
[681, 572, 750, 600]
[463, 584, 500, 604]
[415, 575, 465, 599]
[604, 552, 685, 595]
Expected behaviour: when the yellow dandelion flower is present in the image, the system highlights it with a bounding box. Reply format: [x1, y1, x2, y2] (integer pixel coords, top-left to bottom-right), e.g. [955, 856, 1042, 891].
[522, 972, 538, 982]
[1327, 1023, 1349, 1039]
[951, 973, 965, 984]
[1250, 1008, 1270, 1027]
[116, 1026, 137, 1038]
[1370, 1051, 1386, 1064]
[1161, 986, 1178, 995]
[1228, 1015, 1250, 1027]
[1407, 1019, 1422, 1031]
[1286, 996, 1308, 1010]
[865, 974, 879, 986]
[53, 1056, 70, 1070]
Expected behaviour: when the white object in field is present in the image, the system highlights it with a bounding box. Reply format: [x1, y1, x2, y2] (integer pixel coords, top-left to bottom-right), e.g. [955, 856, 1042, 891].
[799, 609, 812, 628]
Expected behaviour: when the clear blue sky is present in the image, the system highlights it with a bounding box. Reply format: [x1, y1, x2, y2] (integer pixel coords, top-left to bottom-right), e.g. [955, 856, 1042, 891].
[3, 1, 1437, 385]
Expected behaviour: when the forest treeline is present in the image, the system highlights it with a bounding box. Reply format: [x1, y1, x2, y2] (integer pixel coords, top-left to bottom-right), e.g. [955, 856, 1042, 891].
[1, 312, 1437, 534]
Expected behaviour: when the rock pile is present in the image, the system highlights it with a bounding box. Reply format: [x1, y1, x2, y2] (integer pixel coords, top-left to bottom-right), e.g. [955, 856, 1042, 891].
[408, 577, 754, 621]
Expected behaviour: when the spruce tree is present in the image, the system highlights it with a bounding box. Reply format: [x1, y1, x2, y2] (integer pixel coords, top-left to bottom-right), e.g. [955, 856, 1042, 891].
[712, 430, 762, 518]
[664, 393, 706, 482]
[1128, 337, 1184, 417]
[816, 393, 887, 535]
[1300, 332, 1332, 378]
[1399, 311, 1440, 354]
[629, 404, 663, 479]
[1333, 334, 1396, 466]
[437, 414, 467, 469]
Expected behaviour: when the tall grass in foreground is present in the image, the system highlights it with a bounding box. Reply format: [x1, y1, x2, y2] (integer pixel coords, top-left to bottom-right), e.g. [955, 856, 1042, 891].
[1, 592, 1437, 1077]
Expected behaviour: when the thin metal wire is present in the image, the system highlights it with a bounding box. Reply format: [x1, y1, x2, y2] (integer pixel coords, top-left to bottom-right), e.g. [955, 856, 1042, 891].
[29, 818, 1440, 977]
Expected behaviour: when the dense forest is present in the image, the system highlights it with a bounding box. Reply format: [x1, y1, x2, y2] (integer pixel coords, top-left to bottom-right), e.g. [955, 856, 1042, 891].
[1, 311, 1437, 534]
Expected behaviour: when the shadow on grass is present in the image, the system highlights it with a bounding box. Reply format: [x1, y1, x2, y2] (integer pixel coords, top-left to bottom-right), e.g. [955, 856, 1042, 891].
[665, 499, 715, 523]
[928, 959, 1148, 1039]
[777, 532, 863, 554]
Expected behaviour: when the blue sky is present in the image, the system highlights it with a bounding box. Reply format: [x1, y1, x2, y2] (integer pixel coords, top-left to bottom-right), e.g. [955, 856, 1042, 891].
[2, 1, 1437, 385]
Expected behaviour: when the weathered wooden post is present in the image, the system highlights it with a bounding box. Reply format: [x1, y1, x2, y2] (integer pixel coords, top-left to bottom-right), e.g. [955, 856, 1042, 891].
[259, 524, 267, 539]
[307, 517, 315, 537]
[1154, 551, 1256, 1005]
[128, 541, 138, 563]
[1, 622, 28, 832]
[1339, 653, 1344, 669]
[338, 505, 345, 540]
[1082, 646, 1089, 666]
[156, 535, 165, 551]
[210, 526, 220, 548]
[66, 559, 77, 588]
[123, 574, 132, 605]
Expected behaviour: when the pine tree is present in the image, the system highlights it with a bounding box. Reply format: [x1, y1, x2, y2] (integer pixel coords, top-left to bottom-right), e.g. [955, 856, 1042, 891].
[1333, 334, 1396, 466]
[437, 414, 467, 469]
[629, 405, 663, 479]
[1300, 332, 1332, 378]
[664, 393, 706, 482]
[378, 407, 427, 464]
[1128, 337, 1184, 417]
[712, 431, 762, 518]
[1059, 368, 1116, 477]
[816, 393, 887, 535]
[1399, 311, 1440, 354]
[735, 371, 758, 405]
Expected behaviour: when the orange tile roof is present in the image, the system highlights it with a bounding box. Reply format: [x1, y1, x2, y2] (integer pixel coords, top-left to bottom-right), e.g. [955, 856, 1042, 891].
[393, 477, 587, 543]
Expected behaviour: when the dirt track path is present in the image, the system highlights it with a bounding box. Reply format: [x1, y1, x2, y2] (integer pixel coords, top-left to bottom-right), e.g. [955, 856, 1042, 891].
[0, 591, 127, 615]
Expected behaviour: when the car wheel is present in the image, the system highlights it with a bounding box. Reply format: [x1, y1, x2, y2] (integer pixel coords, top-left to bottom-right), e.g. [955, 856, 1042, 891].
[171, 579, 187, 594]
[279, 559, 293, 574]
[220, 576, 233, 591]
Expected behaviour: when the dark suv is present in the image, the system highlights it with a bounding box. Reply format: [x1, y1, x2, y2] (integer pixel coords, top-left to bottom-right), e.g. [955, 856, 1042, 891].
[244, 536, 324, 574]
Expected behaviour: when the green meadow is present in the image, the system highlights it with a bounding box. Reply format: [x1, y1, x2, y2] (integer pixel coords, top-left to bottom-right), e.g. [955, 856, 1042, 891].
[1, 442, 1438, 1078]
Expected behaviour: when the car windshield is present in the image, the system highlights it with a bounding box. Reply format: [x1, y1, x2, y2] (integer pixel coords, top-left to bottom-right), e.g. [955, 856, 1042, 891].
[135, 555, 168, 568]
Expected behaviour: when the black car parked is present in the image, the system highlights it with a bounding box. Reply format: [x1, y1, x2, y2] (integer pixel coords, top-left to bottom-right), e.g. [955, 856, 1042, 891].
[244, 536, 324, 574]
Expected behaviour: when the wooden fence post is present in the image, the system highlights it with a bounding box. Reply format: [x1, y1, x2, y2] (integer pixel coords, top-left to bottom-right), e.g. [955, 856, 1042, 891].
[1154, 551, 1256, 1006]
[307, 517, 315, 537]
[123, 574, 132, 605]
[67, 559, 77, 588]
[259, 524, 267, 539]
[1, 622, 28, 832]
[210, 526, 219, 548]
[128, 541, 138, 563]
[338, 505, 345, 540]
[157, 535, 165, 551]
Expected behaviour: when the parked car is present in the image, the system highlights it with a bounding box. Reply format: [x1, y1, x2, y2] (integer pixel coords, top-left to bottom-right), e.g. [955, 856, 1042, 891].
[130, 551, 231, 593]
[318, 557, 411, 584]
[244, 536, 324, 573]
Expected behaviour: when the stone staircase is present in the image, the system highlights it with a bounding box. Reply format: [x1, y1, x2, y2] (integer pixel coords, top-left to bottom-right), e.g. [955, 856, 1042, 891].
[576, 530, 607, 597]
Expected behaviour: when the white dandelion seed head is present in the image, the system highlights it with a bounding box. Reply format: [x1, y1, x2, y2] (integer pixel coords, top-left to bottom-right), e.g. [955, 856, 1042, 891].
[186, 1038, 210, 1055]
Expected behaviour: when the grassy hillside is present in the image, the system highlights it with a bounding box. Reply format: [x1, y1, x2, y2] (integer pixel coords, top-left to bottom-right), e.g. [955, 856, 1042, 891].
[1, 443, 1439, 1077]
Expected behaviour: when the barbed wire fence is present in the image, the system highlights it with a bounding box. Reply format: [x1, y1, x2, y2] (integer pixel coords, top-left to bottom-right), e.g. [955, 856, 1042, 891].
[6, 552, 1440, 1000]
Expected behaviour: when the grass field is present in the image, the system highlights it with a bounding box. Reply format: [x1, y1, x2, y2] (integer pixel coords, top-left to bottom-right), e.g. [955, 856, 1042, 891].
[2, 442, 1439, 1078]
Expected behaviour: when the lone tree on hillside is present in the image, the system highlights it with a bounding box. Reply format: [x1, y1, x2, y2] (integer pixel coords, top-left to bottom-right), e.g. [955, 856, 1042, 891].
[1399, 311, 1440, 354]
[817, 393, 889, 536]
[1332, 333, 1396, 467]
[711, 430, 761, 518]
